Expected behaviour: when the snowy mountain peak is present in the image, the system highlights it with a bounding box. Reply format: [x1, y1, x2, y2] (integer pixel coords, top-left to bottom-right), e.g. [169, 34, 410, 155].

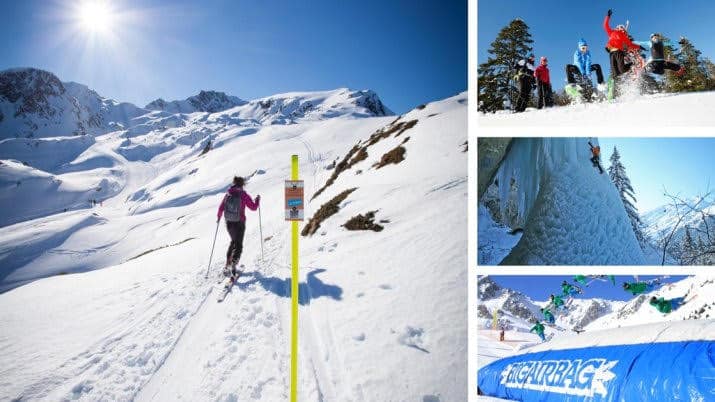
[0, 68, 66, 120]
[0, 68, 147, 139]
[145, 90, 246, 114]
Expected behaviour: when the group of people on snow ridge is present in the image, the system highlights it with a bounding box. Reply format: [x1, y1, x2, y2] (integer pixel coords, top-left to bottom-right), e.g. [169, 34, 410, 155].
[514, 9, 684, 112]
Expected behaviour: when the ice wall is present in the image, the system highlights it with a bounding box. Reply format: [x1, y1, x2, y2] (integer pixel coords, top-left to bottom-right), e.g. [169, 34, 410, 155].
[495, 138, 645, 264]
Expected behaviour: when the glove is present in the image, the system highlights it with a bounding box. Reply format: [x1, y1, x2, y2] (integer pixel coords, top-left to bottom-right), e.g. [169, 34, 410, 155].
[255, 195, 261, 204]
[607, 9, 612, 17]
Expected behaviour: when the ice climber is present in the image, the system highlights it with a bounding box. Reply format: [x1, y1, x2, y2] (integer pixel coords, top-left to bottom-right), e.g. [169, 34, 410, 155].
[530, 321, 546, 342]
[566, 39, 605, 86]
[622, 280, 657, 296]
[561, 281, 581, 297]
[514, 54, 536, 113]
[604, 9, 641, 78]
[541, 308, 556, 324]
[649, 296, 676, 314]
[534, 56, 554, 109]
[634, 33, 686, 76]
[217, 176, 260, 279]
[588, 141, 604, 174]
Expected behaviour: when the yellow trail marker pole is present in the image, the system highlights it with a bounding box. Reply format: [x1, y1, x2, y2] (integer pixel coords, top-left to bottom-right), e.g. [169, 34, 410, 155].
[290, 155, 299, 402]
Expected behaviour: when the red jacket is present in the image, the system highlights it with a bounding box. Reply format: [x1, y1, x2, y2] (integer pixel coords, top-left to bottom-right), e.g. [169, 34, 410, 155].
[534, 65, 550, 84]
[603, 16, 640, 52]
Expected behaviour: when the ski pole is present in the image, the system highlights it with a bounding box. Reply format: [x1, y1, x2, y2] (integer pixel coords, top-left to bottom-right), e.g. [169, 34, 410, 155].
[205, 220, 220, 278]
[258, 203, 265, 261]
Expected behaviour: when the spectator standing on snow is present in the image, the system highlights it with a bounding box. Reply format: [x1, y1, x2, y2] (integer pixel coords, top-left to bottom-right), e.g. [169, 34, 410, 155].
[534, 57, 554, 109]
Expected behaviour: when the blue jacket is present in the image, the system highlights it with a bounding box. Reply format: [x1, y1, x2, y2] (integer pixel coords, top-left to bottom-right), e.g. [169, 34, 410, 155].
[573, 49, 592, 75]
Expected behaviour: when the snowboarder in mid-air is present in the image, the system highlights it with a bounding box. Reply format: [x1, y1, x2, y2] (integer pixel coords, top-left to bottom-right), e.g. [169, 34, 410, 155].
[530, 321, 546, 342]
[534, 56, 554, 109]
[514, 54, 536, 113]
[622, 279, 659, 296]
[541, 308, 556, 324]
[217, 176, 260, 281]
[565, 39, 605, 102]
[588, 141, 604, 174]
[561, 280, 582, 297]
[649, 296, 678, 314]
[549, 294, 566, 310]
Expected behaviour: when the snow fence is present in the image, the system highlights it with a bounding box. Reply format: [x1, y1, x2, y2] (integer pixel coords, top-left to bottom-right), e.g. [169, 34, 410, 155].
[477, 320, 715, 401]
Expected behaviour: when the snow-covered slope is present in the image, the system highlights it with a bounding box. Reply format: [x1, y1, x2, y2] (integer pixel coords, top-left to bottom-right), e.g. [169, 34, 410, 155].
[479, 91, 715, 126]
[487, 138, 645, 265]
[642, 196, 715, 242]
[0, 80, 467, 402]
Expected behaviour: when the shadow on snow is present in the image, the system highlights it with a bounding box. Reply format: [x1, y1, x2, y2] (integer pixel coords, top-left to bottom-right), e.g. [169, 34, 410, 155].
[237, 268, 342, 305]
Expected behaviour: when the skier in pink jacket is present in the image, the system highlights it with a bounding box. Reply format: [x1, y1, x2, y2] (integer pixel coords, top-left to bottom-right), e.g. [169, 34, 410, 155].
[217, 176, 260, 276]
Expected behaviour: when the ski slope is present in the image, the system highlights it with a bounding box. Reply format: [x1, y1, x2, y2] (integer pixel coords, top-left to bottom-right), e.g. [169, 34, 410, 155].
[0, 71, 467, 401]
[479, 91, 715, 126]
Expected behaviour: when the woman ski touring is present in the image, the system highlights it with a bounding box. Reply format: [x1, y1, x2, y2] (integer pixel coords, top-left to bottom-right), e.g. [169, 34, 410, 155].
[216, 176, 260, 280]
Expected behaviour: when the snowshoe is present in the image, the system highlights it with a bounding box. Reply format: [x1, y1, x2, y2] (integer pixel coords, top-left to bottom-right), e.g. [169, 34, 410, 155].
[564, 83, 585, 103]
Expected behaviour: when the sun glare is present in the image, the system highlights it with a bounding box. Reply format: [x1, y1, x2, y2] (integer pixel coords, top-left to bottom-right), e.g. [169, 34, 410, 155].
[78, 1, 113, 33]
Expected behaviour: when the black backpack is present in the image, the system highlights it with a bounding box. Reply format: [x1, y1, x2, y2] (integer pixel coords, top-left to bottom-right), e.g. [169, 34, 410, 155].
[224, 191, 243, 222]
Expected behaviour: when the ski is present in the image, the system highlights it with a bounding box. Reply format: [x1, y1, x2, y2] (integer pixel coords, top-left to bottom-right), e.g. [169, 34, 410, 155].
[217, 266, 244, 303]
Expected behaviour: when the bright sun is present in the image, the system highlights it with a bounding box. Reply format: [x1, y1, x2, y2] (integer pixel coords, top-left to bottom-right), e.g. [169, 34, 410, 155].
[78, 1, 113, 33]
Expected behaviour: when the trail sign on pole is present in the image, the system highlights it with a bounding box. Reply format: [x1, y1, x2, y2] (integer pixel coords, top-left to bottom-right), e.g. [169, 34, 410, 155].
[285, 179, 304, 221]
[288, 155, 300, 402]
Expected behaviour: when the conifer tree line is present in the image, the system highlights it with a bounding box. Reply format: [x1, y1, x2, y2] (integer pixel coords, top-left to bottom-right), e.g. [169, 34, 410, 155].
[607, 147, 647, 249]
[478, 19, 715, 112]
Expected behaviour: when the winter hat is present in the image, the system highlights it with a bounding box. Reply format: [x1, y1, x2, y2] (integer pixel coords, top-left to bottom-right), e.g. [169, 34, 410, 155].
[578, 38, 588, 47]
[540, 56, 548, 64]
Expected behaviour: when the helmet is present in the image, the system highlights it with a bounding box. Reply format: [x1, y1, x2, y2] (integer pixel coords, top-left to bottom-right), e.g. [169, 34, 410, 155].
[651, 32, 661, 41]
[623, 282, 630, 289]
[578, 38, 588, 47]
[616, 24, 626, 31]
[540, 56, 548, 64]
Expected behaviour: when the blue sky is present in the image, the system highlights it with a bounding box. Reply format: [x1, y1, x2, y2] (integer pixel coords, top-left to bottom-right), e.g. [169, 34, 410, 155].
[478, 0, 715, 90]
[598, 138, 715, 213]
[0, 0, 466, 114]
[487, 275, 688, 301]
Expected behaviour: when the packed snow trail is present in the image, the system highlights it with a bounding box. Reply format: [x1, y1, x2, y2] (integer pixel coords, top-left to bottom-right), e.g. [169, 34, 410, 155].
[479, 91, 715, 126]
[494, 138, 645, 265]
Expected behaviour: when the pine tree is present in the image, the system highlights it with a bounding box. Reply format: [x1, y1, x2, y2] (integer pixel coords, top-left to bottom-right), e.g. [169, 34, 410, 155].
[666, 37, 711, 93]
[608, 147, 646, 248]
[696, 237, 706, 265]
[681, 227, 696, 264]
[478, 19, 534, 113]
